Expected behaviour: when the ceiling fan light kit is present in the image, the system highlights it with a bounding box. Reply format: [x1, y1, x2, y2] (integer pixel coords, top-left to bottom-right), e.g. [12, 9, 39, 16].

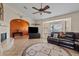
[32, 3, 51, 15]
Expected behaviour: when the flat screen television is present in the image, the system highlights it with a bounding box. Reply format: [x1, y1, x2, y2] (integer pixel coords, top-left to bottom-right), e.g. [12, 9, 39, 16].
[29, 27, 38, 33]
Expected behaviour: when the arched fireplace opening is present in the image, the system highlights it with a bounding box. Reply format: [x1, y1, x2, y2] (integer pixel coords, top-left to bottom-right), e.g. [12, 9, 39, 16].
[10, 19, 29, 38]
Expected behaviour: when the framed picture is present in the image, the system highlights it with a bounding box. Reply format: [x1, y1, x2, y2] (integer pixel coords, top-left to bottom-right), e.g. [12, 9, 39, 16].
[0, 3, 4, 21]
[51, 22, 63, 32]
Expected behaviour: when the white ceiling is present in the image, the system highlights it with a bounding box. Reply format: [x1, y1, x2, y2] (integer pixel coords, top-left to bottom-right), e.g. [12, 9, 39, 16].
[7, 3, 79, 20]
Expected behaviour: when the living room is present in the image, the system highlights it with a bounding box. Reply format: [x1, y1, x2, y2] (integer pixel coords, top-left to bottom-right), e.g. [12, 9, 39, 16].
[0, 3, 79, 56]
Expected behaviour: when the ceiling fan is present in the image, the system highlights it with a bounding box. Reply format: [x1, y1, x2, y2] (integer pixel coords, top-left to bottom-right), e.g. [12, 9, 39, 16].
[32, 3, 51, 15]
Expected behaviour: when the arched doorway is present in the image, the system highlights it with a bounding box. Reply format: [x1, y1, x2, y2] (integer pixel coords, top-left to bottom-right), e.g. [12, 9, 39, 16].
[10, 19, 29, 38]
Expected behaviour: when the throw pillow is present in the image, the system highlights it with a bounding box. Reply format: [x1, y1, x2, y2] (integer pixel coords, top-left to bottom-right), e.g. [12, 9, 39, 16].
[53, 33, 58, 38]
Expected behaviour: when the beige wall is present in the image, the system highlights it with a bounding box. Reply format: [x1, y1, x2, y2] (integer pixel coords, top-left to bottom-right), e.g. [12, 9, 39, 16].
[71, 12, 79, 32]
[43, 11, 79, 32]
[0, 4, 33, 40]
[34, 11, 79, 39]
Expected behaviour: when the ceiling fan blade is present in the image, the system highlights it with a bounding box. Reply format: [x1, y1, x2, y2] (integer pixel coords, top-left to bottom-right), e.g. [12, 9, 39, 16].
[32, 12, 40, 14]
[43, 5, 50, 10]
[32, 7, 39, 10]
[43, 11, 51, 14]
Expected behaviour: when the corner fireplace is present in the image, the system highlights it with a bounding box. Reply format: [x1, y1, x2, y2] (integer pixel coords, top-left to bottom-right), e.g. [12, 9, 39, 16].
[0, 33, 7, 42]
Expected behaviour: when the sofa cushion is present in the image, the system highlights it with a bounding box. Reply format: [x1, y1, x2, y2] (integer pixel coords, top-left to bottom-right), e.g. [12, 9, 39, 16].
[53, 33, 58, 38]
[51, 32, 59, 37]
[65, 32, 75, 39]
[75, 33, 79, 39]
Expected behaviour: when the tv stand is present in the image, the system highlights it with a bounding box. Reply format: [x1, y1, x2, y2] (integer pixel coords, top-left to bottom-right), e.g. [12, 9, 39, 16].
[29, 33, 40, 39]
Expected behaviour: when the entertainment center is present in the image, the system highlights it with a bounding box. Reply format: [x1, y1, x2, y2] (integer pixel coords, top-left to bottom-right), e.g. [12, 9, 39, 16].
[29, 27, 40, 39]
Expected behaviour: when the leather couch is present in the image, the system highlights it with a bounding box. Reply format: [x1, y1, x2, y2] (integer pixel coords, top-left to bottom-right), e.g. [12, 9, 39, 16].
[47, 32, 79, 51]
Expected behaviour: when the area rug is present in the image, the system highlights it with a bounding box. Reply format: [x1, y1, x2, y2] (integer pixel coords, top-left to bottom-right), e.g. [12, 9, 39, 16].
[22, 43, 71, 56]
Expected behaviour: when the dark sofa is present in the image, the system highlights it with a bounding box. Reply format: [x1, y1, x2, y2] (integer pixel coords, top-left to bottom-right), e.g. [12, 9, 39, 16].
[47, 32, 79, 51]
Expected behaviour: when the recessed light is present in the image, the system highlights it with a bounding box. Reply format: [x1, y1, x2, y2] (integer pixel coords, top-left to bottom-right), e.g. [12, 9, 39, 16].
[24, 6, 27, 9]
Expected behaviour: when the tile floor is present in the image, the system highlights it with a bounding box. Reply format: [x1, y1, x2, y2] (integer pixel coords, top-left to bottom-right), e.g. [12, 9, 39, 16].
[0, 36, 79, 56]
